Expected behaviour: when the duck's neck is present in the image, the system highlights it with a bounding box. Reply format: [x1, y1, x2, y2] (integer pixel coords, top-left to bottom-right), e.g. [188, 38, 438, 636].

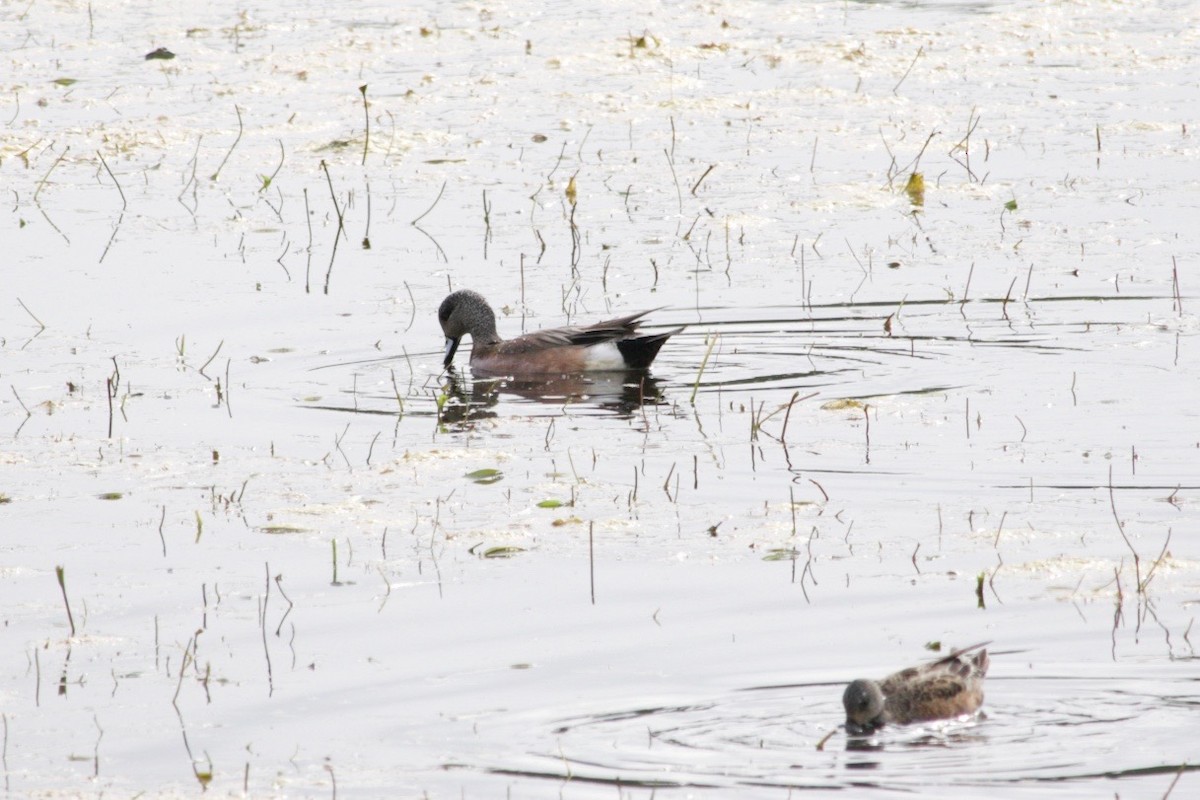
[473, 316, 502, 345]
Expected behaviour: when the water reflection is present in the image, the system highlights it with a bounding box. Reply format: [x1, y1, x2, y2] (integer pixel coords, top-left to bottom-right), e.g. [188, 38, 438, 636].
[439, 366, 669, 424]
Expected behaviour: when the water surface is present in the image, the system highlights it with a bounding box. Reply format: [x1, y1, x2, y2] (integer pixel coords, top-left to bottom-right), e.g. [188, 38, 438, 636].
[3, 0, 1198, 796]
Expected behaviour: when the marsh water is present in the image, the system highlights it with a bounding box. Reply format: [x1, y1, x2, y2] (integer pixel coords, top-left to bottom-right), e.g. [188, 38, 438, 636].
[3, 0, 1198, 796]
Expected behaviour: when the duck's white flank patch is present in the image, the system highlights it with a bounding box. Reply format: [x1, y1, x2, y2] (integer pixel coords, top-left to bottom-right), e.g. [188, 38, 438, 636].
[582, 341, 626, 370]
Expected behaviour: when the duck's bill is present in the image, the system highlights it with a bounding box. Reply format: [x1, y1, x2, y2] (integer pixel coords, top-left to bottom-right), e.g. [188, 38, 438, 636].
[844, 720, 882, 736]
[443, 336, 460, 367]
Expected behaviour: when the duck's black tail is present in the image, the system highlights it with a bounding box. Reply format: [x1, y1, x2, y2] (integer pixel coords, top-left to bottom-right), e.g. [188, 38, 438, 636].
[617, 327, 684, 369]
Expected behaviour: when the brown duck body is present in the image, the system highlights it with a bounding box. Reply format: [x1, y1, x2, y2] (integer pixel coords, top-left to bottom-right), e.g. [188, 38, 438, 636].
[842, 643, 990, 735]
[438, 289, 681, 375]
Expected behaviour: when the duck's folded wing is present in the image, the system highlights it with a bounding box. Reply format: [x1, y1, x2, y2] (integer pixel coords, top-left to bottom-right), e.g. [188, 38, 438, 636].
[509, 310, 658, 350]
[567, 310, 659, 346]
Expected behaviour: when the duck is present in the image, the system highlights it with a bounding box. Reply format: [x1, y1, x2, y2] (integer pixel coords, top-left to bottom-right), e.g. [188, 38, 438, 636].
[842, 642, 990, 735]
[438, 289, 682, 376]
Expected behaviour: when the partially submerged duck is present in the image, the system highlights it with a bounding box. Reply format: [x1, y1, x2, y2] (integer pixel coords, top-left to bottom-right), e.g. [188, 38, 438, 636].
[842, 643, 990, 735]
[438, 289, 682, 375]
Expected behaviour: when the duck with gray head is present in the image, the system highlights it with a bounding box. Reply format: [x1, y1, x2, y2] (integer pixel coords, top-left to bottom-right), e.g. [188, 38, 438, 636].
[438, 289, 682, 376]
[842, 642, 990, 736]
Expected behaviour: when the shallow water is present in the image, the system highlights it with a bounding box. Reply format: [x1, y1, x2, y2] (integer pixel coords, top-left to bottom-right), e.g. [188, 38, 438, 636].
[3, 0, 1199, 796]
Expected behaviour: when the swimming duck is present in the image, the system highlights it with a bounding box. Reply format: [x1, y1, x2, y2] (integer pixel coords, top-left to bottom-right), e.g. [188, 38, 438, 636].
[438, 289, 682, 375]
[842, 642, 990, 735]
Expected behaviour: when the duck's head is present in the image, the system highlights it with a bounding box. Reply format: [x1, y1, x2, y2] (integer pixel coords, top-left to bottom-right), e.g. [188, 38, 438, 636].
[842, 679, 886, 735]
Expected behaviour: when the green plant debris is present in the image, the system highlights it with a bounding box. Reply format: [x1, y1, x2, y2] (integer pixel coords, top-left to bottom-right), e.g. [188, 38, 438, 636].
[551, 516, 582, 527]
[975, 572, 986, 608]
[821, 398, 864, 411]
[482, 546, 525, 559]
[1004, 199, 1018, 211]
[537, 499, 563, 508]
[762, 548, 800, 561]
[261, 525, 308, 534]
[925, 640, 942, 652]
[97, 492, 124, 500]
[466, 468, 503, 484]
[52, 78, 78, 87]
[904, 171, 925, 206]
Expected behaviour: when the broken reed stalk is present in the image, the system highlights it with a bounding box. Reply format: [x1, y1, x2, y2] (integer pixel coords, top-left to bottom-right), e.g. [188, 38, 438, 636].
[157, 505, 167, 557]
[260, 139, 285, 192]
[11, 386, 31, 420]
[34, 146, 70, 204]
[789, 486, 797, 536]
[1001, 276, 1017, 320]
[172, 636, 195, 709]
[892, 45, 924, 95]
[358, 84, 370, 166]
[777, 391, 816, 441]
[780, 391, 800, 442]
[96, 150, 126, 210]
[273, 573, 294, 637]
[210, 105, 243, 182]
[663, 147, 683, 217]
[1172, 256, 1183, 315]
[105, 357, 120, 438]
[389, 368, 404, 415]
[55, 566, 76, 637]
[960, 261, 975, 313]
[950, 107, 981, 183]
[197, 340, 223, 379]
[319, 160, 347, 238]
[690, 333, 717, 405]
[749, 399, 764, 441]
[1107, 465, 1142, 591]
[362, 178, 372, 249]
[260, 563, 271, 630]
[411, 181, 446, 226]
[661, 462, 676, 497]
[1139, 528, 1172, 593]
[16, 297, 46, 332]
[1161, 762, 1186, 800]
[690, 164, 716, 195]
[482, 189, 492, 255]
[863, 404, 870, 455]
[224, 358, 233, 418]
